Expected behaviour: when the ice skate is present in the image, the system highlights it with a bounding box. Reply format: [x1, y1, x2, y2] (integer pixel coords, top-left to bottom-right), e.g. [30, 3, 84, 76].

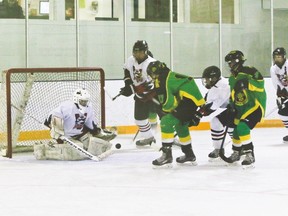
[176, 147, 197, 166]
[283, 135, 288, 143]
[136, 136, 155, 147]
[176, 155, 197, 166]
[152, 146, 173, 168]
[241, 150, 255, 169]
[208, 149, 224, 162]
[227, 150, 240, 163]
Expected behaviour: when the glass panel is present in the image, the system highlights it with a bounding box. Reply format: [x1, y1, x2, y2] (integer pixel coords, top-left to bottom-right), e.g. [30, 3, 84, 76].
[190, 0, 235, 24]
[273, 0, 288, 54]
[0, 0, 25, 73]
[0, 0, 25, 18]
[28, 0, 50, 19]
[65, 0, 75, 20]
[28, 0, 77, 67]
[127, 0, 171, 68]
[174, 0, 220, 77]
[221, 0, 271, 77]
[132, 0, 177, 22]
[78, 0, 123, 78]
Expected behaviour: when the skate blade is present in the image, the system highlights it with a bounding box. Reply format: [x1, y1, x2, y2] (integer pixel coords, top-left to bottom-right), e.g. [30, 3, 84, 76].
[242, 163, 255, 170]
[208, 157, 227, 165]
[136, 145, 152, 149]
[208, 157, 221, 162]
[152, 163, 173, 169]
[176, 161, 197, 166]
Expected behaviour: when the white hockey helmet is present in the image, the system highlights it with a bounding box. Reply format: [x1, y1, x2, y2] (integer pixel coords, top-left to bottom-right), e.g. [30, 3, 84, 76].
[73, 88, 91, 113]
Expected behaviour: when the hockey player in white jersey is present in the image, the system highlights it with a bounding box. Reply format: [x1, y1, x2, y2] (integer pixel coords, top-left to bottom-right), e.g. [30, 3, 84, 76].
[119, 40, 158, 147]
[270, 47, 288, 143]
[200, 66, 231, 160]
[34, 88, 116, 160]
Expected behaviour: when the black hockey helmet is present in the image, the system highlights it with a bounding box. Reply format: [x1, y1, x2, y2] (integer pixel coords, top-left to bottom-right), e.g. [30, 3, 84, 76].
[147, 61, 169, 79]
[273, 47, 286, 68]
[202, 66, 221, 89]
[133, 40, 148, 52]
[225, 50, 246, 74]
[273, 47, 286, 57]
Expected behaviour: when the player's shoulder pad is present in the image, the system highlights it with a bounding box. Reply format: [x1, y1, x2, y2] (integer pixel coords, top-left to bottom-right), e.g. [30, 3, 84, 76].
[242, 66, 263, 80]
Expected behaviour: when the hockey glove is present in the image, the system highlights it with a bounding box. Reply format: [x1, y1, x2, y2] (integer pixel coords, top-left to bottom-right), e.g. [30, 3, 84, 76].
[225, 103, 236, 127]
[198, 102, 214, 116]
[276, 85, 288, 98]
[276, 97, 288, 110]
[172, 97, 197, 124]
[188, 111, 203, 126]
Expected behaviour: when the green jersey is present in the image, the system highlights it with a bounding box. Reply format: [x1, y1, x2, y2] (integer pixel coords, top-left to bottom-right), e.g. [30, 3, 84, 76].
[229, 66, 266, 123]
[155, 71, 205, 113]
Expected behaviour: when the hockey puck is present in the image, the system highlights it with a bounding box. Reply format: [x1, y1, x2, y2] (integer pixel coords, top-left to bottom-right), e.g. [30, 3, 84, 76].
[115, 143, 121, 149]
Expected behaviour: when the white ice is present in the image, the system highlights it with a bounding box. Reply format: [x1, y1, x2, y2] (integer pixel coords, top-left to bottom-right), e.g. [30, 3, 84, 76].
[1, 127, 288, 216]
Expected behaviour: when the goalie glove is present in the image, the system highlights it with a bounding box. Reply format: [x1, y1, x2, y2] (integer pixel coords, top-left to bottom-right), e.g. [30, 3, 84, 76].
[94, 128, 117, 141]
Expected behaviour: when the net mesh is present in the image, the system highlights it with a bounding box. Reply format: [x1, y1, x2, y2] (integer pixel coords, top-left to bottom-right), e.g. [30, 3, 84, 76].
[0, 68, 105, 158]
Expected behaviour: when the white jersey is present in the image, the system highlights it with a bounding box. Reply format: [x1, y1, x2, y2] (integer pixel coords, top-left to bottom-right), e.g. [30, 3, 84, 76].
[123, 55, 156, 87]
[270, 59, 288, 91]
[205, 77, 230, 110]
[49, 100, 96, 138]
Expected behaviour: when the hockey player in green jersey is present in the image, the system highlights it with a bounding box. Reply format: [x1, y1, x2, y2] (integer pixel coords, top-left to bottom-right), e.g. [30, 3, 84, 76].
[224, 50, 266, 167]
[147, 61, 205, 167]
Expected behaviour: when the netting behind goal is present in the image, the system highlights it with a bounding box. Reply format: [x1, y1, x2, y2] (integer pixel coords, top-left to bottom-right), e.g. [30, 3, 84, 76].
[0, 67, 105, 158]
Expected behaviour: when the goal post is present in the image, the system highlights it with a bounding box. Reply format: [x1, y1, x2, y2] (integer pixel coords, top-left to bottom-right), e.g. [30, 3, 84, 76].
[0, 67, 105, 158]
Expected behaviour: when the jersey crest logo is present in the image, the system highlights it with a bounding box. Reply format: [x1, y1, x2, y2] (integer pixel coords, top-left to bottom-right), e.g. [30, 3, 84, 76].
[73, 113, 87, 129]
[277, 67, 288, 87]
[133, 66, 144, 83]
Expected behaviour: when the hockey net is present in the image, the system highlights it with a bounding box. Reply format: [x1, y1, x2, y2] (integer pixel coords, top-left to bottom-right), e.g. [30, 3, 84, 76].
[0, 67, 105, 158]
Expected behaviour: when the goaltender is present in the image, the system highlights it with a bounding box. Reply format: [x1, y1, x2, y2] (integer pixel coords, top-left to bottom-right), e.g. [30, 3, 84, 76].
[34, 88, 116, 160]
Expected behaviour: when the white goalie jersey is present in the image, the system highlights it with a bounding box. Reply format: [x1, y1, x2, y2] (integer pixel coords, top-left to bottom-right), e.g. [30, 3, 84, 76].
[123, 55, 156, 87]
[47, 100, 97, 138]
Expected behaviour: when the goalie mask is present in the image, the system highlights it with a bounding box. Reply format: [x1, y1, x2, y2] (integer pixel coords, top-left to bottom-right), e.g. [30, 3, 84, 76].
[225, 50, 246, 75]
[73, 88, 90, 113]
[202, 66, 221, 89]
[273, 47, 286, 68]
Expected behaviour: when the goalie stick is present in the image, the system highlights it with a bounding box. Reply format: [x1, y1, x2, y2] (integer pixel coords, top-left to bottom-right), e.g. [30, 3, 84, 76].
[11, 104, 102, 161]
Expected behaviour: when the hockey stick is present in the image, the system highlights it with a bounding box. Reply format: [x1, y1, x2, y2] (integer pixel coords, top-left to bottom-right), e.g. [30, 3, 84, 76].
[219, 126, 234, 163]
[104, 87, 122, 101]
[11, 104, 101, 161]
[132, 129, 140, 142]
[59, 136, 100, 161]
[112, 93, 122, 101]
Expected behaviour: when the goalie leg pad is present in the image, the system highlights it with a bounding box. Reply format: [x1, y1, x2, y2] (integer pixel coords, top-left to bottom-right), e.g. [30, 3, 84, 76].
[34, 140, 86, 160]
[88, 137, 112, 156]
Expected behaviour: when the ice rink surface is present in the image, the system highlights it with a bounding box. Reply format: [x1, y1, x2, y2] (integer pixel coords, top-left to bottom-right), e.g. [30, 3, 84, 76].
[1, 127, 288, 216]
